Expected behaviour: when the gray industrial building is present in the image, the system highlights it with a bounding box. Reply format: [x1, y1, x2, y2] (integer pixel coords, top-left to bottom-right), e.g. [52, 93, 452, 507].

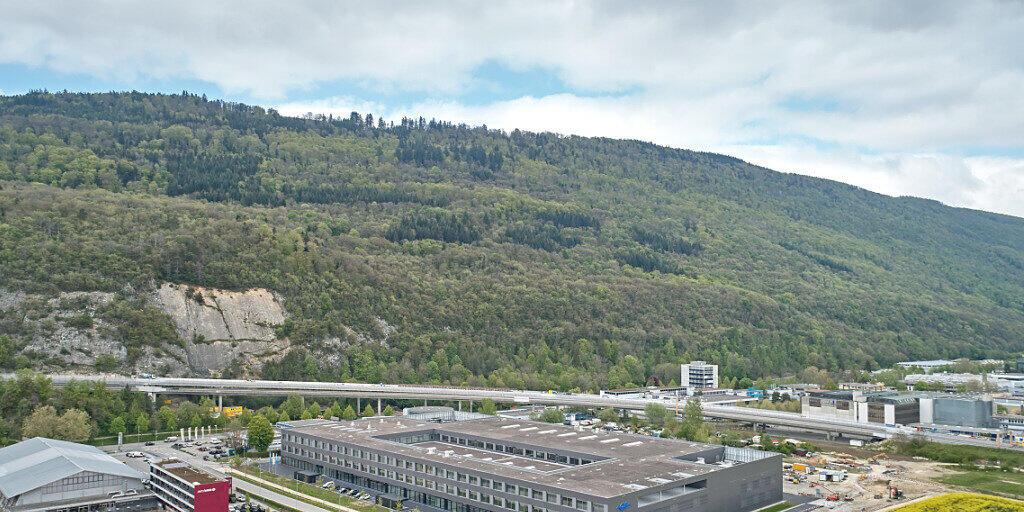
[802, 390, 995, 428]
[279, 414, 782, 512]
[919, 396, 995, 428]
[0, 437, 158, 512]
[802, 390, 921, 425]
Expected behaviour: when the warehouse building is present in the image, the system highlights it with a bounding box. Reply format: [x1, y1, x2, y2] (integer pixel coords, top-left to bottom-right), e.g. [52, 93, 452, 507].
[803, 390, 996, 428]
[801, 390, 921, 425]
[895, 360, 954, 373]
[0, 437, 158, 512]
[149, 459, 230, 512]
[919, 396, 995, 428]
[279, 414, 782, 512]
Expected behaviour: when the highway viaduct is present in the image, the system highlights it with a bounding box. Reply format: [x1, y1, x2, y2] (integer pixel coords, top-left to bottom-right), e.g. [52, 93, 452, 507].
[10, 373, 897, 440]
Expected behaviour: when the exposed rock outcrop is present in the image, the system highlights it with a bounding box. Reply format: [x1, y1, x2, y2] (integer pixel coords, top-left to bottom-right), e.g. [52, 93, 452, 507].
[151, 283, 290, 375]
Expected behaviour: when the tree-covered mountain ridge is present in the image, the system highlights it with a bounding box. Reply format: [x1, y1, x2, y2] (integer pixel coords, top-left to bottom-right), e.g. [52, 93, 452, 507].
[0, 91, 1022, 389]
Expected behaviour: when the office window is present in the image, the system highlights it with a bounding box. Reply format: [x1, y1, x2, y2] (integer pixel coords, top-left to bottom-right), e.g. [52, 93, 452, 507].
[577, 500, 589, 511]
[533, 490, 544, 500]
[562, 497, 573, 507]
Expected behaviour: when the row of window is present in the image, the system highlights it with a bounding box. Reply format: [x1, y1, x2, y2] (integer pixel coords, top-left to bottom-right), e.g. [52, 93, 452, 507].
[434, 435, 595, 466]
[288, 431, 595, 468]
[282, 439, 606, 512]
[40, 473, 116, 496]
[283, 456, 607, 512]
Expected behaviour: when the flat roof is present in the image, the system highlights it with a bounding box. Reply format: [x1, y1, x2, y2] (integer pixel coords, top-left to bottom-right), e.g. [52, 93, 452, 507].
[281, 416, 776, 498]
[153, 459, 225, 486]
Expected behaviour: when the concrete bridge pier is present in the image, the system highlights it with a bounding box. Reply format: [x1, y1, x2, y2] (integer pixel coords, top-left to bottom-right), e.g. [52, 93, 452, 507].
[378, 398, 382, 415]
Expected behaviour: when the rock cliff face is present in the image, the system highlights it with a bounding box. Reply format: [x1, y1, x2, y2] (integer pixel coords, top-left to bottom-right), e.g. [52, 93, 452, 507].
[1, 289, 189, 376]
[151, 283, 290, 375]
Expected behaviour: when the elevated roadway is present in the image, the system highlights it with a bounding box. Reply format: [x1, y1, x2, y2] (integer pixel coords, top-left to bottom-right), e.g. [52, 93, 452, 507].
[10, 373, 899, 439]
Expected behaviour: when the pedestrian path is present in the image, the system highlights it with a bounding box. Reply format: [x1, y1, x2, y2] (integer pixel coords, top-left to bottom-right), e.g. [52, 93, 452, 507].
[227, 469, 367, 512]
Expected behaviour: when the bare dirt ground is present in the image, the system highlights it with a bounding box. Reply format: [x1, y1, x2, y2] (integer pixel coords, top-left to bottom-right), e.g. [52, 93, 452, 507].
[781, 450, 957, 512]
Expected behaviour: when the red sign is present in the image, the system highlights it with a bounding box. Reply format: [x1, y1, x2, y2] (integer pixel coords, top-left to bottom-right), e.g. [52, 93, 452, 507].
[193, 478, 231, 512]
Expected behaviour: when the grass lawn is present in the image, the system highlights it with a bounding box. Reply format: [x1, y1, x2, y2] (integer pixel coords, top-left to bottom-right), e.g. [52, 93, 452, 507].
[234, 466, 387, 512]
[935, 470, 1024, 500]
[756, 502, 794, 512]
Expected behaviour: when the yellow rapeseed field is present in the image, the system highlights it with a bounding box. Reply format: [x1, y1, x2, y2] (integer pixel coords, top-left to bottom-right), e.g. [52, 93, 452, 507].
[894, 493, 1024, 512]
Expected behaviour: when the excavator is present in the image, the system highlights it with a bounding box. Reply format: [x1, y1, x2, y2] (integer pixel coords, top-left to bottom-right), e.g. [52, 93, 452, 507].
[886, 481, 903, 500]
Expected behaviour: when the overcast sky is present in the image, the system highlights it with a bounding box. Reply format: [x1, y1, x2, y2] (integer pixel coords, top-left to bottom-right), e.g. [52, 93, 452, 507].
[2, 1, 1023, 217]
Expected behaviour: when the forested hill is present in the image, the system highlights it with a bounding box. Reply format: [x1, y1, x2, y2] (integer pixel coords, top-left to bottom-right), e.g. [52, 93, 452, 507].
[1, 91, 1023, 390]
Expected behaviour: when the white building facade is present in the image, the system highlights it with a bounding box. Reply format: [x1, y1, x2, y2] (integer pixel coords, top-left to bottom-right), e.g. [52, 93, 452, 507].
[681, 361, 719, 390]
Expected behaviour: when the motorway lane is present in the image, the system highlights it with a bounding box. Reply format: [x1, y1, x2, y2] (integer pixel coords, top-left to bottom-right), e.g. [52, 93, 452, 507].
[33, 372, 1022, 450]
[32, 373, 896, 438]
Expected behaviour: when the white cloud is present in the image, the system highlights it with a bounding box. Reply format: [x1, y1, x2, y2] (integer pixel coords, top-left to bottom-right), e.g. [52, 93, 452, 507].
[3, 1, 1024, 216]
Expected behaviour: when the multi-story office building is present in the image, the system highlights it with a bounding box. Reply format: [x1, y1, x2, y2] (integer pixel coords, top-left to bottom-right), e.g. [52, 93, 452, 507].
[0, 437, 158, 512]
[149, 459, 230, 512]
[279, 415, 781, 512]
[679, 362, 718, 391]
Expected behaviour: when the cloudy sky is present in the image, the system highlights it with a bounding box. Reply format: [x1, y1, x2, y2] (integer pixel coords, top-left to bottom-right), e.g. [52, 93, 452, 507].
[2, 1, 1023, 216]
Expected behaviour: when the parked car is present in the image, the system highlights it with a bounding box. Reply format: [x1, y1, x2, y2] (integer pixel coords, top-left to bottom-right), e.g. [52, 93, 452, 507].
[144, 441, 155, 446]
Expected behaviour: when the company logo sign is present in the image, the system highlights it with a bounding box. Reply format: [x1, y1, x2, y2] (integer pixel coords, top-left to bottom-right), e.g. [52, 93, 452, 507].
[197, 488, 218, 493]
[616, 503, 631, 511]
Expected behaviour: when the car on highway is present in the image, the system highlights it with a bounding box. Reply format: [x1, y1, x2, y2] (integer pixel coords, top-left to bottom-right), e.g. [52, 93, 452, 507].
[144, 441, 155, 446]
[125, 451, 145, 458]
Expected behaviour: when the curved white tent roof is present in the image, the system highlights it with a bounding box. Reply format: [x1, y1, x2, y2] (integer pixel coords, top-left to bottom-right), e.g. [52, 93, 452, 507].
[0, 437, 144, 498]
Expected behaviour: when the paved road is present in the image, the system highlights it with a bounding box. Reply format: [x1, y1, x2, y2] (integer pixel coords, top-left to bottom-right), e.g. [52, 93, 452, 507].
[28, 373, 901, 439]
[233, 477, 339, 512]
[107, 439, 335, 512]
[37, 373, 1021, 450]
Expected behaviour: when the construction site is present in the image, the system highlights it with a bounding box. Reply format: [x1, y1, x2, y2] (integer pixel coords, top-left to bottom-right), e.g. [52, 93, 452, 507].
[781, 448, 963, 511]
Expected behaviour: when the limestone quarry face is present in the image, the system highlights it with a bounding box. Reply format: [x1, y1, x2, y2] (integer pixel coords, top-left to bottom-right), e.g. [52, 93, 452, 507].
[151, 283, 290, 375]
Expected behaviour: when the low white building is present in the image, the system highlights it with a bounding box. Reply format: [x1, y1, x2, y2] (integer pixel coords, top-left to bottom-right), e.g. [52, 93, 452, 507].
[896, 360, 954, 373]
[904, 372, 1022, 393]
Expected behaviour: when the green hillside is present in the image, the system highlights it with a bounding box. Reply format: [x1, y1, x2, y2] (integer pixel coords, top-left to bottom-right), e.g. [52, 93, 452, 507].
[1, 91, 1022, 389]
